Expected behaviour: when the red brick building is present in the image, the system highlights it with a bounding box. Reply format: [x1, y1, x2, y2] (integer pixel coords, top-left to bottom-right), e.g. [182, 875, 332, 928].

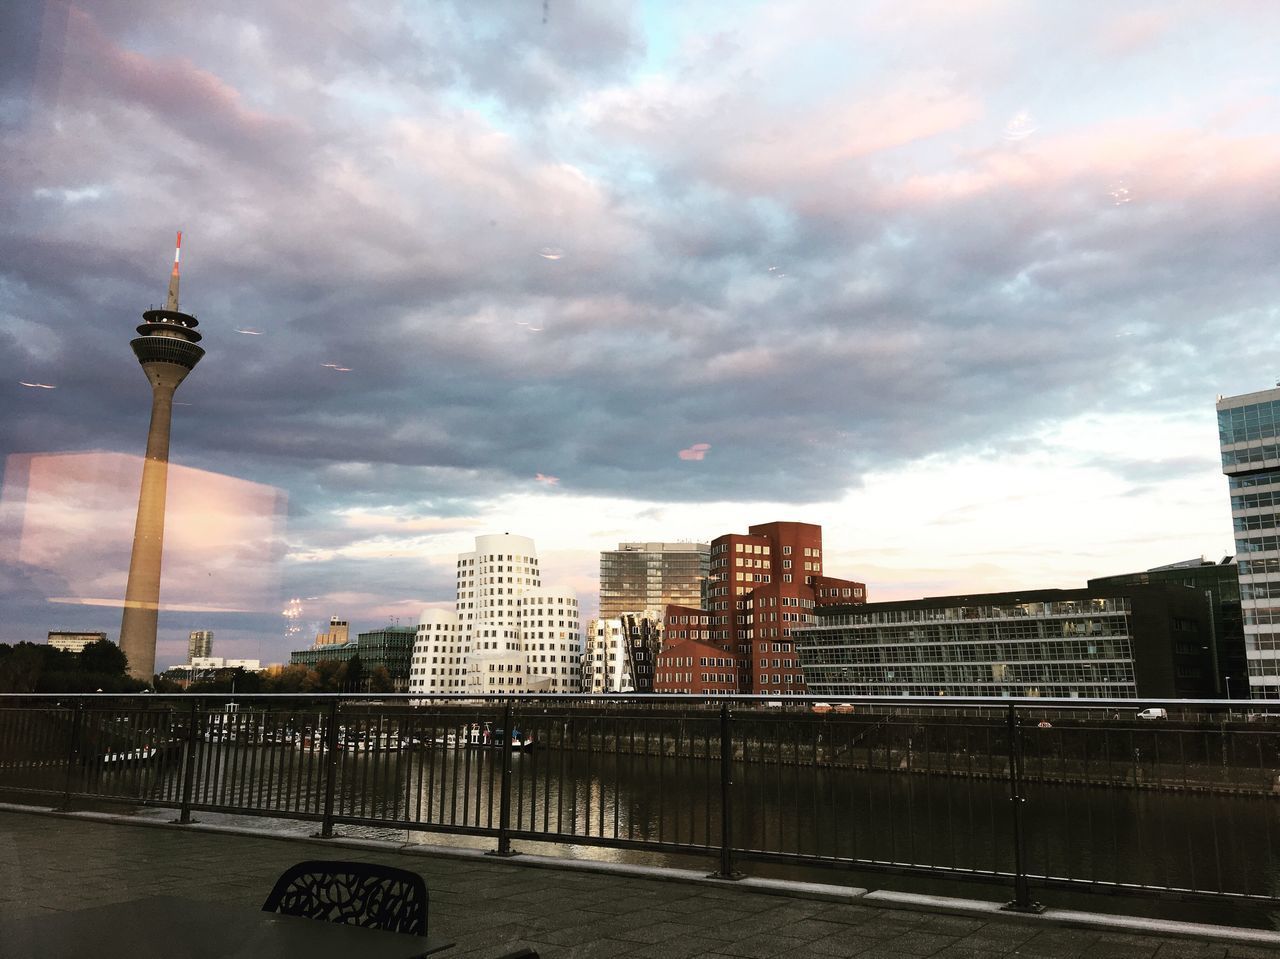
[652, 636, 740, 694]
[655, 521, 865, 695]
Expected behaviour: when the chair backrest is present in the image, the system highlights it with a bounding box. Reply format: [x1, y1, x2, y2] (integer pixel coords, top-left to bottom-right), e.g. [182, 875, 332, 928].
[262, 860, 428, 936]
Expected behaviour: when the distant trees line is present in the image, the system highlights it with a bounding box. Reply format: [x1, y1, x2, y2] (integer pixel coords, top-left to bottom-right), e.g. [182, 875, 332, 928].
[163, 656, 396, 695]
[0, 640, 147, 693]
[0, 643, 395, 695]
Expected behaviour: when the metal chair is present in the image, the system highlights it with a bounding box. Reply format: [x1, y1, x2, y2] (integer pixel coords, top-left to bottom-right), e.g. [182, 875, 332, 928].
[262, 859, 428, 936]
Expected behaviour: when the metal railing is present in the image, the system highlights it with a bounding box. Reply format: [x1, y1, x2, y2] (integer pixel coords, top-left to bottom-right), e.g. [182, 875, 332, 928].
[1, 693, 1277, 911]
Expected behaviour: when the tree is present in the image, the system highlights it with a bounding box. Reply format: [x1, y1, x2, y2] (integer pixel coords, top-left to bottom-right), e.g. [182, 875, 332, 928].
[339, 655, 365, 693]
[0, 640, 143, 693]
[311, 659, 345, 693]
[265, 664, 313, 693]
[80, 639, 128, 677]
[368, 666, 395, 694]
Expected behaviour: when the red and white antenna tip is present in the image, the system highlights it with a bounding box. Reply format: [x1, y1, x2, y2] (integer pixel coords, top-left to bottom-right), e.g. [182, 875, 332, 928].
[172, 231, 182, 275]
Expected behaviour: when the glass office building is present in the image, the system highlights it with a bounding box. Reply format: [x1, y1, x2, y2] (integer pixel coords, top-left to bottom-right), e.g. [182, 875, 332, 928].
[1218, 387, 1280, 699]
[598, 542, 709, 621]
[796, 586, 1213, 699]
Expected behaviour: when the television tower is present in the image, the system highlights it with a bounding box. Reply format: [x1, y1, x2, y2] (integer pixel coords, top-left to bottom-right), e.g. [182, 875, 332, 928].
[119, 233, 206, 682]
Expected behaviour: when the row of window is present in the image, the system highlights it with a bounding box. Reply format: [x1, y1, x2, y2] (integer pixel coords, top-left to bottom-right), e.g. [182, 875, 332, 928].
[807, 662, 1138, 684]
[1235, 513, 1280, 533]
[1230, 471, 1280, 491]
[818, 600, 1130, 627]
[1232, 489, 1280, 511]
[1240, 558, 1280, 576]
[1218, 401, 1280, 445]
[797, 638, 1136, 665]
[1222, 443, 1280, 469]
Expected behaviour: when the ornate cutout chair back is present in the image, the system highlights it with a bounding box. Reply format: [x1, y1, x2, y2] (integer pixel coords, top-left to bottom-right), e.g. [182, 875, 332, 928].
[261, 860, 428, 936]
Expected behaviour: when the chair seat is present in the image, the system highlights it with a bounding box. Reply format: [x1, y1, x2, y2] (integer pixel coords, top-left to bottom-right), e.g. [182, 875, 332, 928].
[262, 859, 428, 936]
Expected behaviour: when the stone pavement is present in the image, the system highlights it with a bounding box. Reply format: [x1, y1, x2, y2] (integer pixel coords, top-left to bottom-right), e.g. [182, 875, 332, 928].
[1, 808, 1279, 959]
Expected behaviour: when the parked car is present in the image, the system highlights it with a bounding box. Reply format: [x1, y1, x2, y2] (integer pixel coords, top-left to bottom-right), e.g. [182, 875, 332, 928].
[1137, 707, 1168, 720]
[811, 703, 833, 714]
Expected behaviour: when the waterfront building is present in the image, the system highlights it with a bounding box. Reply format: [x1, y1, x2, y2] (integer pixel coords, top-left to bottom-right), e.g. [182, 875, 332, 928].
[653, 636, 740, 695]
[518, 589, 582, 693]
[288, 625, 416, 691]
[599, 543, 709, 621]
[795, 585, 1215, 699]
[583, 612, 663, 693]
[161, 656, 262, 687]
[408, 533, 582, 697]
[1217, 386, 1280, 699]
[187, 629, 212, 661]
[314, 618, 349, 647]
[654, 521, 866, 695]
[1089, 557, 1244, 698]
[46, 631, 108, 653]
[410, 609, 465, 695]
[119, 234, 206, 682]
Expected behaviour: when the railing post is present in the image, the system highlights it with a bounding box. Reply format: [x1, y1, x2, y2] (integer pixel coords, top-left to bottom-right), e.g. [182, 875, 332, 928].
[488, 698, 518, 857]
[57, 699, 83, 811]
[1001, 704, 1043, 913]
[316, 698, 340, 839]
[710, 701, 743, 880]
[174, 699, 201, 824]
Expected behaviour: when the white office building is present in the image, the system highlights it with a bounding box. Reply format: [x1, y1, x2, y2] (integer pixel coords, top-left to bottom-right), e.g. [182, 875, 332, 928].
[408, 533, 582, 696]
[1218, 386, 1280, 698]
[583, 618, 631, 693]
[409, 609, 465, 695]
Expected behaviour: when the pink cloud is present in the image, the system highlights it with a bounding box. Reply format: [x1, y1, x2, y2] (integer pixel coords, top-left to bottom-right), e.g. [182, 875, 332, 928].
[60, 6, 300, 152]
[678, 443, 711, 461]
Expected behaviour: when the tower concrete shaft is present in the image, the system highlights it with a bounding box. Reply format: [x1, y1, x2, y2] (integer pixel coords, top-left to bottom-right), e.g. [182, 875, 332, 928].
[119, 235, 205, 682]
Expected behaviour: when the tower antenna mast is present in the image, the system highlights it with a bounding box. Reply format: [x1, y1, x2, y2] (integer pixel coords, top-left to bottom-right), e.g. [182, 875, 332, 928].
[165, 231, 182, 311]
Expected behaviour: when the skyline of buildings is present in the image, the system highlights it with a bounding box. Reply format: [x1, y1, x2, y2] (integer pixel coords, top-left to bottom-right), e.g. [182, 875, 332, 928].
[655, 521, 866, 695]
[19, 377, 1274, 702]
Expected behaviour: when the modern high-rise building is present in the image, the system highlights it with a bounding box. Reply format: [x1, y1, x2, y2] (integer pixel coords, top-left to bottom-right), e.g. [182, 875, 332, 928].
[1217, 386, 1280, 699]
[408, 533, 582, 697]
[187, 629, 213, 661]
[598, 543, 709, 621]
[654, 521, 866, 695]
[119, 234, 206, 682]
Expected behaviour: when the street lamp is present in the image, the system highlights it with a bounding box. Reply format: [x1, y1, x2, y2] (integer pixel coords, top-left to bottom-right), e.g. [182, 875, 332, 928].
[1225, 676, 1233, 700]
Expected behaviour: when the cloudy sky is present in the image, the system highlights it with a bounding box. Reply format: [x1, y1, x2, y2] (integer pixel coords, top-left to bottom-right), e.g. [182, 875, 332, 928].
[3, 1, 1280, 669]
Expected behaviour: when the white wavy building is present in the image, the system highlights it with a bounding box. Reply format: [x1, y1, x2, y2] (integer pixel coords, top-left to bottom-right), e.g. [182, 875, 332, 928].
[408, 533, 583, 696]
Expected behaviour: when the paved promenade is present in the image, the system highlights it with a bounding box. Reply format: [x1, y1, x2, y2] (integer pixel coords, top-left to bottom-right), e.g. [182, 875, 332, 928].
[2, 808, 1279, 959]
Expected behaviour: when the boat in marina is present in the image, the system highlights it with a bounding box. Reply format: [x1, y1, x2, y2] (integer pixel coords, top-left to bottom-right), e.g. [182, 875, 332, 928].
[462, 722, 535, 751]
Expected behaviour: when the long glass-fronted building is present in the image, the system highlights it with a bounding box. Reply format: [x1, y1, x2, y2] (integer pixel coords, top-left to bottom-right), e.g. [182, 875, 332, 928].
[795, 586, 1213, 699]
[1218, 386, 1280, 699]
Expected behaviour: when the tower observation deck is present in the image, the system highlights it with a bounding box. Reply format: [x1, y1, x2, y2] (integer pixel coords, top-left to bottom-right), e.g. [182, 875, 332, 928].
[119, 233, 206, 682]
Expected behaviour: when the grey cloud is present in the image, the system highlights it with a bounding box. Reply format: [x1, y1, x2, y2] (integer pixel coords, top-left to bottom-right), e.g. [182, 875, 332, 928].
[4, 1, 1280, 645]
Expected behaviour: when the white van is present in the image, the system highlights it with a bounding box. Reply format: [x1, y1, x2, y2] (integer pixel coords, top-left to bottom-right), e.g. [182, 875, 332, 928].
[1137, 707, 1168, 720]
